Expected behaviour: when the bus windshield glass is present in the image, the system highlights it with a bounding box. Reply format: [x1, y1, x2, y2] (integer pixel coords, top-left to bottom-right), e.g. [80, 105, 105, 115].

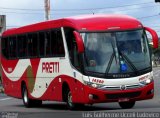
[81, 29, 151, 77]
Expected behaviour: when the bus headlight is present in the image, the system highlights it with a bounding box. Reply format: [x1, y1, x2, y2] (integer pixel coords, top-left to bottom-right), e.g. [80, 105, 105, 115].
[139, 77, 153, 86]
[146, 79, 151, 84]
[84, 81, 104, 88]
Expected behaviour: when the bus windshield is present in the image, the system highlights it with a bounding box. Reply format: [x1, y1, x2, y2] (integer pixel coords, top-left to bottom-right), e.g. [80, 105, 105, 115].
[81, 29, 151, 78]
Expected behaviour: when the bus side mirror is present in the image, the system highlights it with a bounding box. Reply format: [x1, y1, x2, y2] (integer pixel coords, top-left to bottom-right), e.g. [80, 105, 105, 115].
[145, 27, 159, 49]
[73, 31, 84, 53]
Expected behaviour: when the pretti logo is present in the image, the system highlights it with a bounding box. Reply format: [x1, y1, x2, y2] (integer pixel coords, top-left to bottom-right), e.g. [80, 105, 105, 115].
[42, 62, 59, 73]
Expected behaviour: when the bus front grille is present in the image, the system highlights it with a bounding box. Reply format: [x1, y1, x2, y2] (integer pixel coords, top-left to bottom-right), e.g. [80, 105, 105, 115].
[99, 84, 143, 91]
[105, 91, 141, 99]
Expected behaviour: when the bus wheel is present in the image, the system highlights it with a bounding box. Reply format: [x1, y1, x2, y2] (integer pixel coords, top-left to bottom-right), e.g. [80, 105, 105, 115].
[66, 89, 76, 110]
[119, 101, 135, 109]
[22, 85, 42, 107]
[22, 85, 32, 108]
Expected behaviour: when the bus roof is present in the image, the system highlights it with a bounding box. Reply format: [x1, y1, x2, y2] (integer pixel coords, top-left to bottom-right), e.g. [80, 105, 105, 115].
[2, 14, 143, 37]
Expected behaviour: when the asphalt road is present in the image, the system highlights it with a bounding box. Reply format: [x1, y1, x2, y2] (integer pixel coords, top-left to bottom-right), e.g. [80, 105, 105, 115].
[0, 67, 160, 118]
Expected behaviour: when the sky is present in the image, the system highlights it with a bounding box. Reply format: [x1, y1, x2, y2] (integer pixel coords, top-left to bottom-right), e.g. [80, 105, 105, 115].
[0, 0, 160, 37]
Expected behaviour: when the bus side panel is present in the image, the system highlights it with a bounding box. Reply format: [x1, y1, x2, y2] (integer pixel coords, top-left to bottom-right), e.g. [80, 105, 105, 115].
[28, 75, 86, 103]
[1, 58, 22, 98]
[1, 58, 41, 99]
[61, 75, 86, 103]
[2, 71, 22, 98]
[31, 76, 63, 101]
[2, 56, 86, 103]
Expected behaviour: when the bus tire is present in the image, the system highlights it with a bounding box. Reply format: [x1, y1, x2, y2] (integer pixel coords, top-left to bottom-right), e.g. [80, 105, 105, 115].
[66, 89, 76, 110]
[22, 85, 42, 108]
[119, 101, 135, 109]
[22, 84, 33, 108]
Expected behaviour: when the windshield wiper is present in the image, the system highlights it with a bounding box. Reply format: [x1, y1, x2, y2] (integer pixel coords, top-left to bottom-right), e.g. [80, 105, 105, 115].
[105, 38, 119, 75]
[105, 53, 114, 75]
[119, 52, 138, 74]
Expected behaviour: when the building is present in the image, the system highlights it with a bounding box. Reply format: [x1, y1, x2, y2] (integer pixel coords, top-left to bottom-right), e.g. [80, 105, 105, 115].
[0, 15, 6, 36]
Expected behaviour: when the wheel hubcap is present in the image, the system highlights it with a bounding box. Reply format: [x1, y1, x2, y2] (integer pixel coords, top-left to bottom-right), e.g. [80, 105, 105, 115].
[24, 89, 28, 103]
[68, 92, 73, 107]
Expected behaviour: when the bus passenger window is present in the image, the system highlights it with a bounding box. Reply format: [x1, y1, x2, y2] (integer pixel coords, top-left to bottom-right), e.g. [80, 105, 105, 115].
[45, 31, 51, 56]
[2, 38, 9, 59]
[28, 33, 38, 57]
[50, 29, 65, 57]
[64, 28, 81, 71]
[17, 35, 27, 58]
[39, 32, 45, 57]
[9, 37, 17, 59]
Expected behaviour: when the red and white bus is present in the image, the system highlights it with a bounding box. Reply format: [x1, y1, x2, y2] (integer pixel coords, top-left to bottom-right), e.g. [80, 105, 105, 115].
[1, 15, 158, 109]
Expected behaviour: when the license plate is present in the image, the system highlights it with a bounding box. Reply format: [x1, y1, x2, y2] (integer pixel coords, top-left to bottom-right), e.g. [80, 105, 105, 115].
[118, 98, 130, 102]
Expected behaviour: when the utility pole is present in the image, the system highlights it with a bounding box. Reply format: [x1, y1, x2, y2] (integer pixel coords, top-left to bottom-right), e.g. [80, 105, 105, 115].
[44, 0, 50, 20]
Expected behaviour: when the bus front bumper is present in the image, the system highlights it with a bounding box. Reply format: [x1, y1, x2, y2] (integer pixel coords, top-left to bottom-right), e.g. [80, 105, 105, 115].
[82, 82, 154, 104]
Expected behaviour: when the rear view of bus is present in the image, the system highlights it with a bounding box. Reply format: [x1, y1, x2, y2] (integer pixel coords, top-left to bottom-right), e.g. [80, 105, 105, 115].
[1, 14, 158, 110]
